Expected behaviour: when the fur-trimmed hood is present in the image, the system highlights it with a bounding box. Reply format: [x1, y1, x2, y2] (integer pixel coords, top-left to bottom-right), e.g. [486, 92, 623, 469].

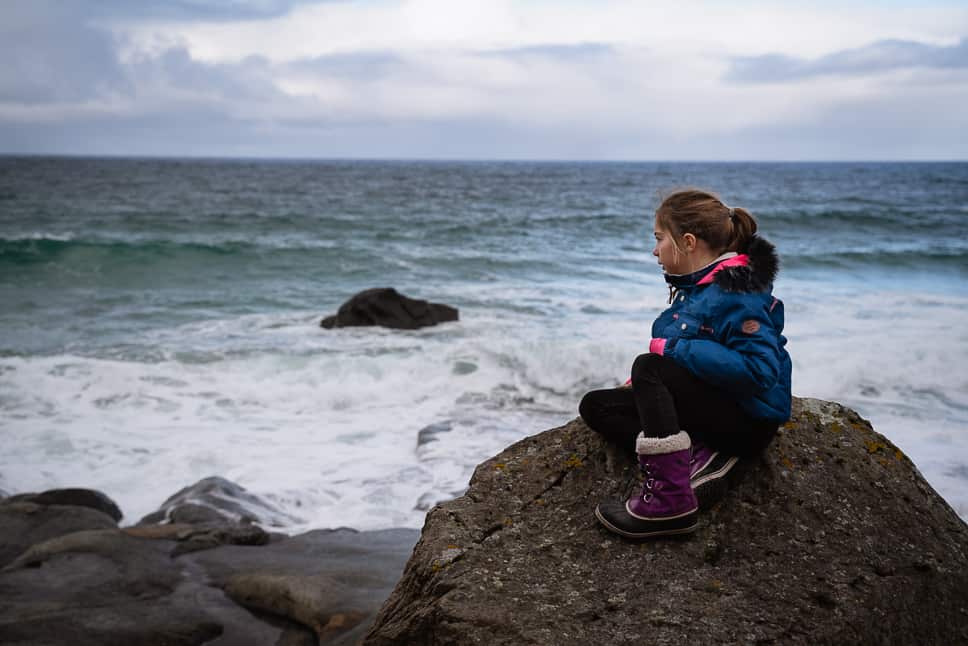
[665, 235, 779, 294]
[713, 235, 779, 293]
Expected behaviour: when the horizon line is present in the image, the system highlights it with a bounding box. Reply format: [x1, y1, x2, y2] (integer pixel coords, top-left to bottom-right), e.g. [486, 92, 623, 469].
[1, 152, 966, 164]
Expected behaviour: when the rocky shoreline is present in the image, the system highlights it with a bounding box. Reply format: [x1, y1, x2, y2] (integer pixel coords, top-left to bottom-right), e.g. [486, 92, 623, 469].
[0, 479, 419, 645]
[4, 397, 968, 644]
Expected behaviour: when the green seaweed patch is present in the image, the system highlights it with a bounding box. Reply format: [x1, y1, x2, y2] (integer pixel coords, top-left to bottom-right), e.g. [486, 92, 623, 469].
[494, 462, 507, 471]
[828, 421, 844, 434]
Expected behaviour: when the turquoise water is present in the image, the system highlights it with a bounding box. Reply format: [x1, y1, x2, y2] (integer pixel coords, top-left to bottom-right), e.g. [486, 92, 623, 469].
[1, 157, 966, 528]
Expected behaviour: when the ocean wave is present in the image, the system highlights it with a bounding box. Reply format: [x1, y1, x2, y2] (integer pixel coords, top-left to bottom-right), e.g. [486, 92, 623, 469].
[767, 207, 962, 231]
[782, 247, 968, 271]
[0, 236, 351, 270]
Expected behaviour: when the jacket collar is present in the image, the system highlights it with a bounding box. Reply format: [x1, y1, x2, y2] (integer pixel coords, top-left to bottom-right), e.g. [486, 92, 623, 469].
[663, 235, 779, 294]
[664, 252, 742, 289]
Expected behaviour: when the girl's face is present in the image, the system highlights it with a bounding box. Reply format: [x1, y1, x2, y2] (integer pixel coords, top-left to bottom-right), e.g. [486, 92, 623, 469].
[653, 217, 686, 274]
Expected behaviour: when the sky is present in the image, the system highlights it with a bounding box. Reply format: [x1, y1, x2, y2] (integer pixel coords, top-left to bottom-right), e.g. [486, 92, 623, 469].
[2, 0, 967, 160]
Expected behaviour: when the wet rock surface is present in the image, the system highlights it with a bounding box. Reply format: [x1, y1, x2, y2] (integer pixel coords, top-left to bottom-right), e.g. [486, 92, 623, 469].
[138, 475, 300, 527]
[7, 488, 123, 522]
[0, 483, 419, 645]
[320, 287, 459, 330]
[365, 397, 968, 645]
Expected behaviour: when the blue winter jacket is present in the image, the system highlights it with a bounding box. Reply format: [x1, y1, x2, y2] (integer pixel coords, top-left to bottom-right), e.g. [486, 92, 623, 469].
[651, 236, 792, 423]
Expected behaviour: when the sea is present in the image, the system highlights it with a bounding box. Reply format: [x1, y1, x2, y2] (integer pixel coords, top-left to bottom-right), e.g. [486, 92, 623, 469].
[1, 157, 966, 531]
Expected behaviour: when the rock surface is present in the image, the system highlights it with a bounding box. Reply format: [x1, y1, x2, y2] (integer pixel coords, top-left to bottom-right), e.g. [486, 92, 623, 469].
[8, 487, 123, 522]
[320, 287, 459, 330]
[364, 397, 968, 645]
[0, 484, 419, 645]
[0, 500, 118, 568]
[138, 475, 301, 527]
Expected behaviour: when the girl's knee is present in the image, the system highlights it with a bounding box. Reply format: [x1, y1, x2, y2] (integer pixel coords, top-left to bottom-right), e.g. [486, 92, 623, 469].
[631, 352, 666, 382]
[578, 390, 601, 423]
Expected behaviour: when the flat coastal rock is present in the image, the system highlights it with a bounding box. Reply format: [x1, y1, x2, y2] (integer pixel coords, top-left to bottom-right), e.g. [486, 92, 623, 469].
[320, 287, 458, 330]
[0, 482, 419, 645]
[364, 398, 968, 645]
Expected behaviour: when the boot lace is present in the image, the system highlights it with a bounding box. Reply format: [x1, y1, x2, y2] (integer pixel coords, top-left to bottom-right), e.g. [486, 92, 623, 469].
[639, 461, 662, 503]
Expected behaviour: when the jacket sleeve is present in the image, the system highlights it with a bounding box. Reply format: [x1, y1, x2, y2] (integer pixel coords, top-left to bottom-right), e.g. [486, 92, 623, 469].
[665, 298, 782, 397]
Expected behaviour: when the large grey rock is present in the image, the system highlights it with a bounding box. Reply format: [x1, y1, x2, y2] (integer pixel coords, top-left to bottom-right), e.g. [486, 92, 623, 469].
[8, 488, 123, 522]
[0, 500, 117, 568]
[320, 287, 459, 330]
[0, 511, 419, 645]
[189, 528, 421, 644]
[138, 475, 300, 527]
[0, 530, 231, 646]
[364, 398, 968, 645]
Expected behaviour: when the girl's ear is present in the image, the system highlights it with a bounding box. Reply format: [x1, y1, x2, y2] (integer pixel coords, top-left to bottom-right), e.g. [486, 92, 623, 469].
[681, 232, 697, 252]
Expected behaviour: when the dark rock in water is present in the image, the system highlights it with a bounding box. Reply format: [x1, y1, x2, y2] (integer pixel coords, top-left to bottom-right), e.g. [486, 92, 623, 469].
[0, 500, 118, 568]
[8, 487, 123, 522]
[138, 476, 300, 527]
[167, 501, 230, 525]
[320, 287, 459, 330]
[364, 398, 968, 645]
[416, 421, 453, 448]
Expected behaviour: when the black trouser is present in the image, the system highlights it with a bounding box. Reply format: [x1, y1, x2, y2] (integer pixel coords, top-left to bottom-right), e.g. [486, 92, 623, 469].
[579, 353, 777, 456]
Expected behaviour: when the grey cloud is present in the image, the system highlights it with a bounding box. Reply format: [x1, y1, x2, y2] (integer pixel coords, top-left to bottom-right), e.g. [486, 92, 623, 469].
[130, 48, 282, 104]
[727, 37, 968, 83]
[61, 0, 330, 22]
[283, 44, 616, 85]
[0, 1, 286, 110]
[0, 6, 131, 103]
[287, 52, 407, 82]
[479, 43, 615, 61]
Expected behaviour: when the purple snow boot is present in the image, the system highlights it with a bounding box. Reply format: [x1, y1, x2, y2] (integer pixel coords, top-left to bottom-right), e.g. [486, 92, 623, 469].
[595, 431, 698, 539]
[690, 439, 739, 509]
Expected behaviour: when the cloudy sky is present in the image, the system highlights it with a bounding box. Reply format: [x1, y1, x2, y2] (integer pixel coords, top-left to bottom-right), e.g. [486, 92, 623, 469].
[2, 0, 967, 160]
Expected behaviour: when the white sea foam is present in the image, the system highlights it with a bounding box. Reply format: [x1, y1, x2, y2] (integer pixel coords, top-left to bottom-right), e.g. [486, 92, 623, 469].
[2, 279, 966, 529]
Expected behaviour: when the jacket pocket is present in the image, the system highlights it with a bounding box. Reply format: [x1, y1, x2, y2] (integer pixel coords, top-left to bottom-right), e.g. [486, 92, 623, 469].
[670, 312, 703, 339]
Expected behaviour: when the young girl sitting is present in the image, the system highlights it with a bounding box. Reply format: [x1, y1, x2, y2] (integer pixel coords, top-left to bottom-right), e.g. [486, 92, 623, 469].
[580, 189, 792, 538]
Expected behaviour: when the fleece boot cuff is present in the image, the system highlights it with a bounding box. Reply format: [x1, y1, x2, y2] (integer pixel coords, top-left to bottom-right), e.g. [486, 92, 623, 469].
[636, 430, 691, 456]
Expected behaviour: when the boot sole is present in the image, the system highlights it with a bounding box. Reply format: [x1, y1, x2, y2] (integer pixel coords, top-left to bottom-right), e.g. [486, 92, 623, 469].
[594, 505, 699, 539]
[692, 455, 739, 489]
[692, 455, 739, 510]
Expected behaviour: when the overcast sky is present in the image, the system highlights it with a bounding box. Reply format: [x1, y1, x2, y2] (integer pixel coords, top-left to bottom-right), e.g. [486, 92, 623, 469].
[2, 0, 967, 160]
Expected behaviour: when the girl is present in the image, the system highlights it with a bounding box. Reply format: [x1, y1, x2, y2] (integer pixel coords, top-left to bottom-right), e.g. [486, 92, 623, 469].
[580, 189, 791, 538]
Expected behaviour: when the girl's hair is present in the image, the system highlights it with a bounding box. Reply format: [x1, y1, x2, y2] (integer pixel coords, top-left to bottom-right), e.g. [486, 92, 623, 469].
[655, 188, 757, 254]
